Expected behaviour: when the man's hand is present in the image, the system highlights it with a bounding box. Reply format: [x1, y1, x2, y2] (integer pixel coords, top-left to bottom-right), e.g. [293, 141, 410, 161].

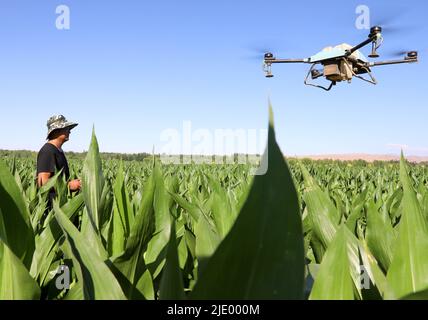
[68, 179, 81, 191]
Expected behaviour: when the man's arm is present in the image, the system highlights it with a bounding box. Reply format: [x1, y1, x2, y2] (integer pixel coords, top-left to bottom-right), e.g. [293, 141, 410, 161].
[37, 146, 81, 191]
[37, 172, 81, 191]
[37, 172, 51, 188]
[37, 146, 56, 188]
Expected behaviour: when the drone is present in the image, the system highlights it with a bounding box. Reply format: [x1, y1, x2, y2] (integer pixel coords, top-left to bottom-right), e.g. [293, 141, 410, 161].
[263, 26, 418, 91]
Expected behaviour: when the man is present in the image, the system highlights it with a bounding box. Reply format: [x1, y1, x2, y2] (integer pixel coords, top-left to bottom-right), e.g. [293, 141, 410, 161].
[37, 115, 81, 203]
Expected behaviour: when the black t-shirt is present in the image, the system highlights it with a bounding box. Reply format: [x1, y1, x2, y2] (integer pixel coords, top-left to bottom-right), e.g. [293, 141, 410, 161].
[37, 143, 70, 180]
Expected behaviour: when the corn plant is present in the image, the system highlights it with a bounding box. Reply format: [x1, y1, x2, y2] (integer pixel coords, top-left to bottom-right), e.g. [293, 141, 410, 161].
[0, 107, 427, 300]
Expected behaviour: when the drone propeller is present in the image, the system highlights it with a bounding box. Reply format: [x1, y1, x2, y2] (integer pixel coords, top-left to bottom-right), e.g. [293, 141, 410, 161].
[384, 50, 412, 57]
[242, 38, 303, 61]
[374, 24, 418, 36]
[243, 47, 276, 61]
[243, 54, 267, 61]
[369, 6, 421, 36]
[372, 17, 403, 35]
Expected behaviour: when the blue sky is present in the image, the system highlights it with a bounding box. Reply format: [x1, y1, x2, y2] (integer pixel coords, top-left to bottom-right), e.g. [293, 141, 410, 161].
[0, 0, 427, 156]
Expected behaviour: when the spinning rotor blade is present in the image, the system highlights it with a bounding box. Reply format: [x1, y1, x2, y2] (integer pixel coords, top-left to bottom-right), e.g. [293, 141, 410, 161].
[243, 54, 270, 61]
[242, 47, 277, 61]
[382, 48, 423, 59]
[370, 7, 421, 35]
[384, 50, 412, 58]
[374, 24, 418, 36]
[243, 46, 277, 61]
[242, 38, 303, 61]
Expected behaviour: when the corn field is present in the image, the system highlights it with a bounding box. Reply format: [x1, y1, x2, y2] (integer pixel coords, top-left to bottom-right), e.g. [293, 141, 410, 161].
[1, 111, 428, 300]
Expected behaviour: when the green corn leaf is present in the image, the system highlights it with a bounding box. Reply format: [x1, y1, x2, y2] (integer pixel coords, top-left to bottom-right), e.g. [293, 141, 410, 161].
[113, 161, 133, 238]
[108, 199, 126, 257]
[111, 164, 156, 299]
[422, 191, 428, 222]
[359, 240, 396, 300]
[366, 200, 395, 273]
[0, 160, 35, 269]
[301, 164, 338, 250]
[178, 234, 188, 269]
[38, 169, 63, 195]
[169, 192, 202, 222]
[402, 288, 428, 300]
[191, 106, 305, 299]
[80, 206, 108, 259]
[207, 174, 236, 238]
[30, 194, 84, 282]
[145, 162, 172, 278]
[54, 202, 126, 300]
[386, 154, 428, 298]
[309, 226, 356, 300]
[159, 222, 185, 300]
[0, 238, 40, 300]
[346, 188, 368, 236]
[135, 269, 155, 300]
[195, 212, 220, 260]
[64, 282, 84, 300]
[82, 128, 105, 232]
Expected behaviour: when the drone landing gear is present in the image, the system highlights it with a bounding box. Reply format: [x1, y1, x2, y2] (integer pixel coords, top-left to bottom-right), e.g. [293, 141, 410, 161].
[304, 64, 336, 91]
[352, 66, 377, 85]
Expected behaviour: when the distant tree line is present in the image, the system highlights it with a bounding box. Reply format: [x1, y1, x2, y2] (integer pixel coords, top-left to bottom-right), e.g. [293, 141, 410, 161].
[1, 149, 426, 166]
[0, 149, 151, 162]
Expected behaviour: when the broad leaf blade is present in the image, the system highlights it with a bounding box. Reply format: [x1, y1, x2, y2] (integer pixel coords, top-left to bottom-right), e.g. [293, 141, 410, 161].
[359, 240, 396, 300]
[191, 106, 305, 299]
[386, 154, 428, 298]
[195, 213, 221, 260]
[30, 194, 84, 281]
[82, 128, 105, 231]
[145, 163, 172, 278]
[112, 164, 156, 299]
[301, 164, 338, 250]
[366, 200, 395, 273]
[54, 202, 126, 300]
[0, 160, 35, 268]
[159, 222, 185, 300]
[0, 238, 40, 300]
[309, 226, 355, 300]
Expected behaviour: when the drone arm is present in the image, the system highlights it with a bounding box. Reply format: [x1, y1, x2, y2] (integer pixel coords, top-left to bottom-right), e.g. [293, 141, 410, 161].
[368, 58, 418, 67]
[348, 27, 383, 57]
[348, 36, 375, 55]
[263, 57, 309, 77]
[266, 58, 308, 64]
